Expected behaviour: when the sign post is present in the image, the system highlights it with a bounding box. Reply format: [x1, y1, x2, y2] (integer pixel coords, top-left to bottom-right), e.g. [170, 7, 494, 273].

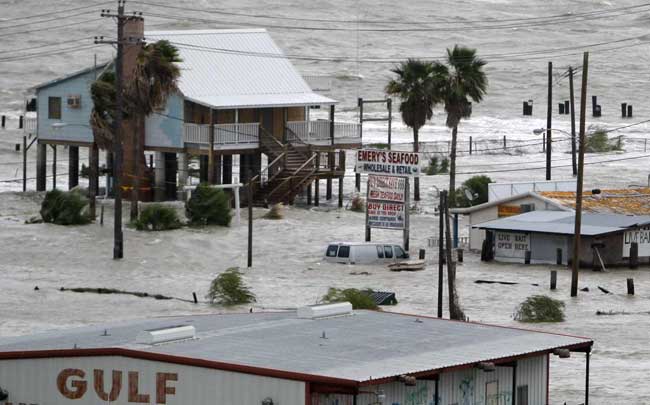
[356, 149, 420, 251]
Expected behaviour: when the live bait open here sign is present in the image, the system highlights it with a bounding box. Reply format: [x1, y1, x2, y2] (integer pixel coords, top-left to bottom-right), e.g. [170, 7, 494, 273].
[355, 149, 421, 176]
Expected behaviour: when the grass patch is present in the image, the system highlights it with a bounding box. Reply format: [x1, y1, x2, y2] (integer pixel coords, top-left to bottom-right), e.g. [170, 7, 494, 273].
[206, 268, 256, 305]
[263, 203, 284, 220]
[321, 287, 379, 310]
[40, 189, 91, 225]
[514, 295, 565, 322]
[185, 183, 232, 226]
[133, 204, 182, 231]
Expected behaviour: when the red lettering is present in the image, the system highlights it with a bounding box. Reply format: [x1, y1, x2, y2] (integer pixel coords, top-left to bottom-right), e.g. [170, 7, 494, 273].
[57, 369, 87, 400]
[156, 373, 178, 404]
[94, 369, 122, 401]
[128, 372, 150, 403]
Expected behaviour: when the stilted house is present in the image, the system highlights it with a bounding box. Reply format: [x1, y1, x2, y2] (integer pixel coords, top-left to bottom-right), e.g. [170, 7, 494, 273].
[0, 304, 593, 405]
[25, 25, 361, 206]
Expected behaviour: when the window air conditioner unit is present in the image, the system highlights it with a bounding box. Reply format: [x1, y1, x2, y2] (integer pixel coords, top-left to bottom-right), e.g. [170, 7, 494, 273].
[67, 94, 81, 109]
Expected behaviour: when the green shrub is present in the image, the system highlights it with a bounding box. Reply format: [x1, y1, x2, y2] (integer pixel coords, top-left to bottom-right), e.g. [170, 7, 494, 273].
[133, 204, 182, 231]
[454, 175, 493, 207]
[586, 128, 623, 153]
[206, 268, 256, 305]
[425, 156, 449, 175]
[514, 295, 565, 323]
[40, 189, 91, 225]
[322, 287, 379, 310]
[185, 183, 232, 226]
[263, 203, 284, 220]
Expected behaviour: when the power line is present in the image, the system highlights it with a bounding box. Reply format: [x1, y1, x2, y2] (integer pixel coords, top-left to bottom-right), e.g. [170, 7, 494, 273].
[456, 153, 650, 175]
[133, 0, 650, 27]
[0, 44, 102, 63]
[0, 1, 110, 24]
[0, 17, 106, 39]
[0, 9, 101, 31]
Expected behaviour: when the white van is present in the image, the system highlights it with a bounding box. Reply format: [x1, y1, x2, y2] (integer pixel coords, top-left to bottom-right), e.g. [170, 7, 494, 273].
[323, 242, 409, 265]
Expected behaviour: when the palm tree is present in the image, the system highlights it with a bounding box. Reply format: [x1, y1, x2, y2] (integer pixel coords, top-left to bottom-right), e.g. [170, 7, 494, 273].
[90, 40, 181, 218]
[385, 59, 436, 201]
[126, 40, 181, 219]
[432, 45, 487, 207]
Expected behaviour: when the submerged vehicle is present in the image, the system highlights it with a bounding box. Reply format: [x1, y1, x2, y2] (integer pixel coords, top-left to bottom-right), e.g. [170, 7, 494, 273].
[323, 242, 409, 265]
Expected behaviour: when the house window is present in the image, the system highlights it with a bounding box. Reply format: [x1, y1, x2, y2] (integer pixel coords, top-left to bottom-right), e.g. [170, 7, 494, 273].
[337, 245, 350, 258]
[48, 96, 62, 119]
[516, 385, 529, 405]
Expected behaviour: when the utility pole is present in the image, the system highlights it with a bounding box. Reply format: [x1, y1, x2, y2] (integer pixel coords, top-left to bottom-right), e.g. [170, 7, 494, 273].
[96, 1, 129, 259]
[546, 61, 552, 180]
[437, 191, 444, 318]
[571, 52, 589, 297]
[569, 67, 577, 177]
[247, 170, 253, 268]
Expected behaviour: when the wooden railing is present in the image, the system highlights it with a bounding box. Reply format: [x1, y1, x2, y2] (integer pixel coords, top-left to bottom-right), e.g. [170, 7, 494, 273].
[183, 123, 210, 144]
[23, 117, 37, 132]
[214, 123, 259, 145]
[286, 120, 360, 144]
[183, 123, 259, 146]
[266, 152, 317, 200]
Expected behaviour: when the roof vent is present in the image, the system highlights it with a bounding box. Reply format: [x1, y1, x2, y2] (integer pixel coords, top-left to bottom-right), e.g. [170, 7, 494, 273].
[297, 302, 353, 319]
[136, 325, 196, 345]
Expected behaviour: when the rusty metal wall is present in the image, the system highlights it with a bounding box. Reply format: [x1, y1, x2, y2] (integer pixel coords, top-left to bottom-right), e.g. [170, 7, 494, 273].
[0, 356, 305, 405]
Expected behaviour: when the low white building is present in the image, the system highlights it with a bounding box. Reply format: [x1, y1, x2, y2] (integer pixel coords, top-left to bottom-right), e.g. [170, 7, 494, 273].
[0, 304, 592, 405]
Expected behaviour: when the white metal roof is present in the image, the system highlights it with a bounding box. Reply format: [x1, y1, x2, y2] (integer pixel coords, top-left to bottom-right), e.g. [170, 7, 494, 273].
[145, 29, 336, 109]
[474, 210, 650, 236]
[450, 191, 570, 215]
[0, 310, 591, 383]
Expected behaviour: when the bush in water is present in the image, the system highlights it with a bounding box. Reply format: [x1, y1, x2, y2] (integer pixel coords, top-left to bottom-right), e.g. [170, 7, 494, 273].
[40, 189, 91, 225]
[185, 183, 232, 226]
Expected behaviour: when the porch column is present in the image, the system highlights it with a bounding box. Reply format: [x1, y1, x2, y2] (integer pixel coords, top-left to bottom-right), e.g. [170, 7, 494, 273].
[164, 152, 177, 200]
[68, 145, 79, 190]
[307, 183, 312, 205]
[36, 141, 46, 191]
[283, 107, 288, 144]
[329, 104, 335, 146]
[154, 151, 165, 201]
[338, 150, 345, 208]
[208, 109, 215, 184]
[252, 152, 262, 177]
[177, 152, 189, 201]
[240, 154, 249, 184]
[585, 349, 591, 405]
[314, 153, 320, 207]
[325, 152, 334, 201]
[213, 155, 222, 185]
[51, 145, 57, 189]
[199, 155, 208, 183]
[89, 143, 99, 218]
[106, 151, 114, 197]
[223, 155, 233, 184]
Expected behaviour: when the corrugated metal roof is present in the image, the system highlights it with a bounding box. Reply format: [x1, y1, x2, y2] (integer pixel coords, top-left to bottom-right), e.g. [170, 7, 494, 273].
[0, 310, 591, 382]
[449, 191, 570, 215]
[474, 210, 650, 236]
[540, 188, 650, 215]
[31, 61, 111, 91]
[145, 29, 336, 109]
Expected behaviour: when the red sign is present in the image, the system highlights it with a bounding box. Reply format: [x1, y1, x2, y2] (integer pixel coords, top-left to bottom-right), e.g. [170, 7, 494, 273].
[368, 175, 406, 203]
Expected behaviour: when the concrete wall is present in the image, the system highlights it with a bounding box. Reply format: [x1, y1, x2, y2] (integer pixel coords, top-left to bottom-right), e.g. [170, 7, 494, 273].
[0, 356, 305, 405]
[145, 93, 184, 148]
[37, 69, 98, 144]
[313, 355, 547, 405]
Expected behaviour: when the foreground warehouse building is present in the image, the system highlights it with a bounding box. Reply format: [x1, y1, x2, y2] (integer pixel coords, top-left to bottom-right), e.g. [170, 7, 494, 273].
[0, 304, 592, 405]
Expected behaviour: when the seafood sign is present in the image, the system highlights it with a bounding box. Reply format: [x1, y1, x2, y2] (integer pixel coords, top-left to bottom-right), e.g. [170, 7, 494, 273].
[355, 149, 421, 176]
[367, 175, 406, 203]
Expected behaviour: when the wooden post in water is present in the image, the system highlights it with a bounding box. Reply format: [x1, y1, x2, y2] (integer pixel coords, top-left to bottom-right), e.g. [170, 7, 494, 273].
[419, 249, 425, 260]
[630, 242, 639, 269]
[457, 248, 463, 263]
[627, 278, 635, 295]
[525, 250, 531, 265]
[550, 271, 557, 290]
[247, 170, 253, 268]
[469, 136, 473, 155]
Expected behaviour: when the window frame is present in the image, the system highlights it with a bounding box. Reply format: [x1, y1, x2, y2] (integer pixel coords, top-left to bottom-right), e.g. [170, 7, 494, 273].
[337, 245, 350, 258]
[48, 96, 62, 120]
[383, 245, 393, 259]
[326, 245, 339, 258]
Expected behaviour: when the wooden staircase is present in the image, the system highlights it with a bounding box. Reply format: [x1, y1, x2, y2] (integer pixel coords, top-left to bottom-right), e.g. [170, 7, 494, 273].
[249, 127, 318, 206]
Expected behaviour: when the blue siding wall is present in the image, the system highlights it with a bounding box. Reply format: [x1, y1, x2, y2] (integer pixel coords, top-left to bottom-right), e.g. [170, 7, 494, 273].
[145, 92, 183, 148]
[37, 69, 98, 143]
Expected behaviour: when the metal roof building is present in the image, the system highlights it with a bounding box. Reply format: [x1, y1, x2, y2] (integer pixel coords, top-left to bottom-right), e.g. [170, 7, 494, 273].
[474, 211, 650, 268]
[0, 305, 592, 405]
